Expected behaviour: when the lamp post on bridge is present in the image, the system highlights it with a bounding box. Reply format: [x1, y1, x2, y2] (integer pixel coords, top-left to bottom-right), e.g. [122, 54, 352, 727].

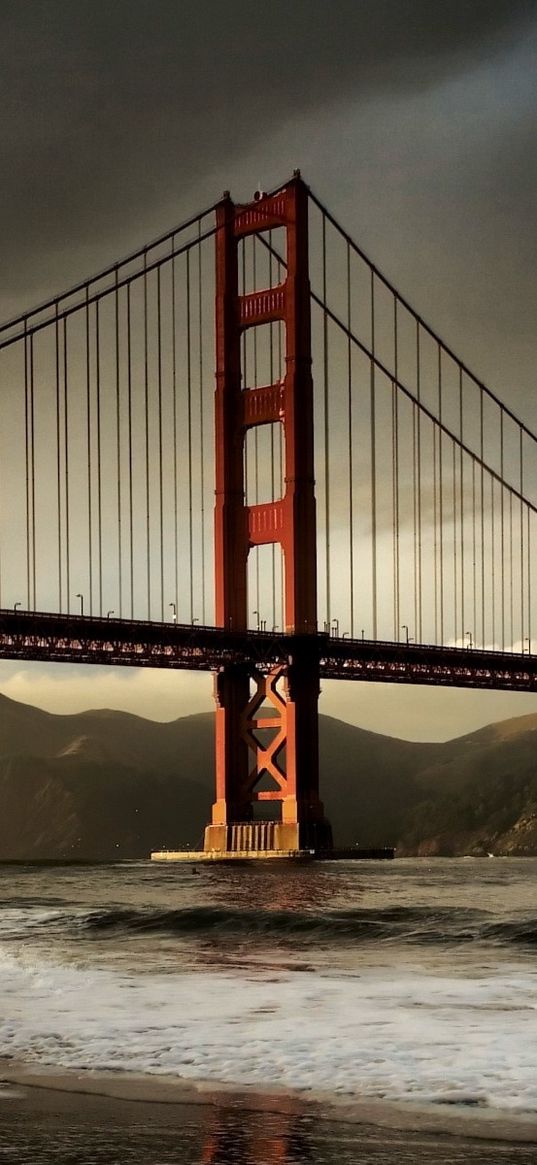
[76, 594, 84, 617]
[401, 625, 413, 645]
[169, 602, 177, 623]
[465, 630, 473, 649]
[13, 601, 21, 612]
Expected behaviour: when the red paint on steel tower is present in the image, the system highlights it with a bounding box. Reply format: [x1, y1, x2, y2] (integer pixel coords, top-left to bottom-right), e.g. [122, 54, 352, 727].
[204, 174, 332, 854]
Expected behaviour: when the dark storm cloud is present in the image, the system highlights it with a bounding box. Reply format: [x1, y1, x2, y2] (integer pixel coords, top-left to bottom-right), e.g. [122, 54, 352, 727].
[0, 0, 534, 300]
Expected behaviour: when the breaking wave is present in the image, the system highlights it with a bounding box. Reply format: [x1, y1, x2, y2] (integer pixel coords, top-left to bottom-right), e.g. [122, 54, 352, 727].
[19, 903, 535, 947]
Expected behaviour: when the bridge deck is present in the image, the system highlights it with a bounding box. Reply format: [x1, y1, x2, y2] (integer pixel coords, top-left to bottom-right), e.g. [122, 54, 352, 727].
[1, 610, 536, 693]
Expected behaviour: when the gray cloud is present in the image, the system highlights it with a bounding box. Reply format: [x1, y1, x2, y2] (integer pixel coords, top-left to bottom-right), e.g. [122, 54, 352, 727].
[0, 0, 535, 302]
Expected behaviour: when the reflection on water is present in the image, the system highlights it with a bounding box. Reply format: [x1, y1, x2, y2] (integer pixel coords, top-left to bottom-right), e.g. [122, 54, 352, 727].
[1, 1089, 537, 1165]
[200, 1106, 314, 1164]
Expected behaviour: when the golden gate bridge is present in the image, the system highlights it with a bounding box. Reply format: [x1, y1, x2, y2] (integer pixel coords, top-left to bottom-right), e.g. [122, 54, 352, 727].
[0, 172, 536, 853]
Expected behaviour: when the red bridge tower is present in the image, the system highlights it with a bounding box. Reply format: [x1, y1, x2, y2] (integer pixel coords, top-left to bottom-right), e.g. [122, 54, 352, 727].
[204, 174, 333, 855]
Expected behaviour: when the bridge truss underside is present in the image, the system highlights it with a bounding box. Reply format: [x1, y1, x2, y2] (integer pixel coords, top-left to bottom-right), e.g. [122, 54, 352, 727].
[2, 611, 537, 693]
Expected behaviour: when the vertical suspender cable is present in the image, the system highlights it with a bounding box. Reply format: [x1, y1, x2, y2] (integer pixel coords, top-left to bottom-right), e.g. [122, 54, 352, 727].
[490, 473, 495, 647]
[509, 492, 514, 648]
[500, 410, 505, 650]
[115, 267, 123, 619]
[143, 250, 151, 619]
[412, 400, 418, 641]
[55, 305, 62, 611]
[127, 283, 134, 619]
[392, 298, 400, 639]
[438, 347, 444, 644]
[452, 440, 457, 646]
[24, 321, 30, 608]
[472, 459, 477, 645]
[480, 389, 485, 647]
[63, 318, 70, 614]
[94, 302, 101, 617]
[370, 269, 377, 640]
[29, 333, 36, 609]
[171, 238, 179, 621]
[322, 213, 331, 628]
[520, 429, 524, 649]
[416, 324, 422, 642]
[186, 249, 194, 624]
[527, 506, 531, 650]
[198, 221, 206, 625]
[346, 242, 354, 638]
[433, 422, 438, 643]
[157, 265, 164, 621]
[85, 286, 93, 616]
[459, 369, 464, 644]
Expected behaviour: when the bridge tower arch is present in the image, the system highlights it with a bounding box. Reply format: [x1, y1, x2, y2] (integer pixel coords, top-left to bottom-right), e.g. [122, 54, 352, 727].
[204, 174, 333, 854]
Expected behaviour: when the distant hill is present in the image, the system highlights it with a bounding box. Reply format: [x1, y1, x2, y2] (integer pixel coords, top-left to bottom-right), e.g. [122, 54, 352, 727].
[0, 692, 536, 858]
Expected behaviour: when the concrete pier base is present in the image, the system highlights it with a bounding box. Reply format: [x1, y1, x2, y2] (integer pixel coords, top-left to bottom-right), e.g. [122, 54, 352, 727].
[203, 820, 333, 856]
[150, 846, 395, 863]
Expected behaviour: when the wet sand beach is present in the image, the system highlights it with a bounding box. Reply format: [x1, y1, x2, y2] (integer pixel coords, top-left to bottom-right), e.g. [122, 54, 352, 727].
[1, 1067, 537, 1165]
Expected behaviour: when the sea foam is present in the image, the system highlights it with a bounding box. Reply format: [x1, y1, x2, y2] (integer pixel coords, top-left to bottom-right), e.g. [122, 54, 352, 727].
[1, 947, 536, 1113]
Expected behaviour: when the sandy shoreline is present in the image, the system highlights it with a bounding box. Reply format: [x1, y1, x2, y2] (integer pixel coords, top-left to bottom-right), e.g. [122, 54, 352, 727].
[1, 1060, 537, 1149]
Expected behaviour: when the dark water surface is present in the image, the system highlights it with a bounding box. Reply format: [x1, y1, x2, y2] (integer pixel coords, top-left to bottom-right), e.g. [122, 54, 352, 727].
[0, 858, 536, 1162]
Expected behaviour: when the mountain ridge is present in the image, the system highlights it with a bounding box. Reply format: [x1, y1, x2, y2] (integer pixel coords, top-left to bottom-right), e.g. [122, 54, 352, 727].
[0, 692, 536, 858]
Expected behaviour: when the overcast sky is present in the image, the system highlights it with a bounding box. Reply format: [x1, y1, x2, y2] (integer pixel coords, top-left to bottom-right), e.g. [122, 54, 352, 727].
[1, 0, 537, 740]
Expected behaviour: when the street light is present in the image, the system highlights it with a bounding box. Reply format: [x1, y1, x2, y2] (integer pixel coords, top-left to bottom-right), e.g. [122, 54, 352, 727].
[13, 601, 21, 611]
[401, 625, 414, 645]
[192, 617, 199, 626]
[465, 630, 473, 649]
[107, 610, 114, 619]
[76, 593, 84, 616]
[361, 628, 365, 642]
[169, 602, 177, 622]
[525, 637, 531, 655]
[253, 609, 260, 630]
[332, 617, 339, 638]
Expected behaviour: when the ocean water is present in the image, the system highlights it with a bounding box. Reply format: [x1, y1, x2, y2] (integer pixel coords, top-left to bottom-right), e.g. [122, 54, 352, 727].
[0, 857, 536, 1160]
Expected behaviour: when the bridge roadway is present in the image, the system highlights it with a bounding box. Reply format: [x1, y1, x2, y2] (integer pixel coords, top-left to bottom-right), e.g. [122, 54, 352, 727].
[1, 609, 537, 693]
